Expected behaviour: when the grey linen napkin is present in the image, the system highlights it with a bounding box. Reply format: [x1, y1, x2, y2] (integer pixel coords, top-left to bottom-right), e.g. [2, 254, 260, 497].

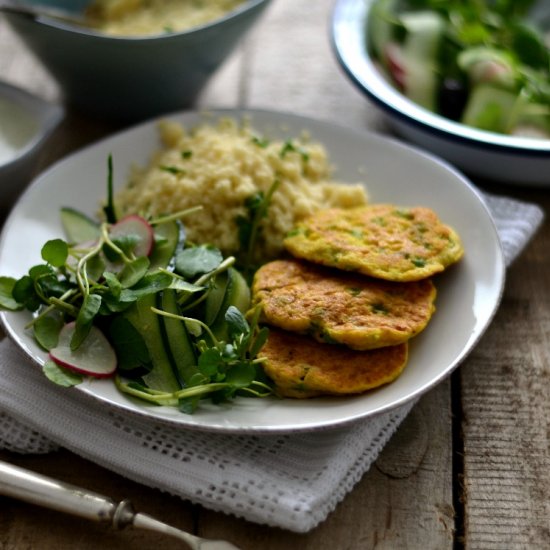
[0, 192, 544, 532]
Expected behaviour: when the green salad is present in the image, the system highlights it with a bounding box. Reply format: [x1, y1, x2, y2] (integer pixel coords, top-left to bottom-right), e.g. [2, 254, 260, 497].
[368, 0, 550, 138]
[0, 159, 276, 414]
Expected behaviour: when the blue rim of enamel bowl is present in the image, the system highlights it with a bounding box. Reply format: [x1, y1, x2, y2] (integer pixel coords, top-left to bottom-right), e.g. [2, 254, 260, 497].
[331, 0, 550, 158]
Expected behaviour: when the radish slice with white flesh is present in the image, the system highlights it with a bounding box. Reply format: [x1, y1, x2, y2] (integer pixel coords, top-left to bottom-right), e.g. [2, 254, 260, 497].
[49, 322, 117, 378]
[109, 214, 154, 258]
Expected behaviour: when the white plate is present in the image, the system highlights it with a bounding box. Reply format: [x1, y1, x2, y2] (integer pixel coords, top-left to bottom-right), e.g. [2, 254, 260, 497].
[0, 109, 505, 433]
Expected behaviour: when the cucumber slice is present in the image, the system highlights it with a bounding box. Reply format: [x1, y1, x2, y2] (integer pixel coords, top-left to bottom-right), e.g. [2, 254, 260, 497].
[203, 269, 230, 326]
[148, 220, 180, 272]
[123, 293, 181, 392]
[457, 47, 516, 88]
[210, 268, 250, 342]
[60, 207, 100, 244]
[160, 289, 198, 386]
[461, 84, 519, 133]
[400, 11, 445, 110]
[510, 98, 550, 137]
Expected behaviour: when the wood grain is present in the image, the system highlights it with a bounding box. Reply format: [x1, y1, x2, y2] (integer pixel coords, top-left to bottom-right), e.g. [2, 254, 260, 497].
[1, 0, 549, 548]
[459, 191, 550, 550]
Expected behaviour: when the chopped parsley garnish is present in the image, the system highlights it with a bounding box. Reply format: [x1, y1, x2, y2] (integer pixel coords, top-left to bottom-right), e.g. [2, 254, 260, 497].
[412, 258, 427, 267]
[251, 136, 270, 148]
[394, 209, 414, 220]
[160, 165, 186, 175]
[236, 179, 280, 281]
[372, 302, 389, 314]
[279, 140, 310, 162]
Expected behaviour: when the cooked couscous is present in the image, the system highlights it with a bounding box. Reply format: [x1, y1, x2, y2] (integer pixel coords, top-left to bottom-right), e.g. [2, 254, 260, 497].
[86, 0, 246, 36]
[114, 117, 369, 261]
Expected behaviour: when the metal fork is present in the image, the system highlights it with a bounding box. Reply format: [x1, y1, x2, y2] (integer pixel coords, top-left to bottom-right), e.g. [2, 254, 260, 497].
[0, 460, 241, 550]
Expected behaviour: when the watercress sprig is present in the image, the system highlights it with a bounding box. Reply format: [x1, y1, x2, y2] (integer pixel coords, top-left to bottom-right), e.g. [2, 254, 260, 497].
[118, 305, 272, 412]
[236, 179, 280, 281]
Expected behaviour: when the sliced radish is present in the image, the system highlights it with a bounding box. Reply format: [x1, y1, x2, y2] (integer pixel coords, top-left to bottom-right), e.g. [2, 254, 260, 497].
[384, 42, 407, 91]
[49, 322, 117, 378]
[66, 239, 99, 271]
[109, 215, 154, 258]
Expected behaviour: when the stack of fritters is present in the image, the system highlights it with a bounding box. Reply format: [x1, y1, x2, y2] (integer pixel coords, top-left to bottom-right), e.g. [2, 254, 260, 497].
[252, 204, 464, 398]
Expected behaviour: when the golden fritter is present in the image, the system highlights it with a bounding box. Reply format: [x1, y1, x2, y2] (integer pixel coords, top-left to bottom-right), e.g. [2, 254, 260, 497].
[252, 259, 436, 350]
[283, 204, 464, 281]
[261, 329, 408, 398]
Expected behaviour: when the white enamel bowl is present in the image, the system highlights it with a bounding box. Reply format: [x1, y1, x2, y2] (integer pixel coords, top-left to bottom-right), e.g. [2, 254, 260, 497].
[331, 0, 550, 187]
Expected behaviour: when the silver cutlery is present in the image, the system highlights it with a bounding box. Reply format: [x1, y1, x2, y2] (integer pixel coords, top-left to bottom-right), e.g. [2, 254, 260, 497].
[0, 459, 241, 550]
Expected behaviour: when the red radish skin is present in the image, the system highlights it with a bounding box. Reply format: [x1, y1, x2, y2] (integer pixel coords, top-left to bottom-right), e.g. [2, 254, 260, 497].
[109, 214, 154, 257]
[384, 42, 407, 91]
[49, 322, 117, 378]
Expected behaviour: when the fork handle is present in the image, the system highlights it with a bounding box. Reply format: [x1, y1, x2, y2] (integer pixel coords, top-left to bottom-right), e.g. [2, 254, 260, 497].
[0, 459, 135, 527]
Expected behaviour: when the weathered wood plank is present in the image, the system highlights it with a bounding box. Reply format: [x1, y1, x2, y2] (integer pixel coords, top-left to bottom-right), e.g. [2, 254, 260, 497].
[459, 190, 550, 549]
[243, 0, 391, 132]
[199, 383, 454, 550]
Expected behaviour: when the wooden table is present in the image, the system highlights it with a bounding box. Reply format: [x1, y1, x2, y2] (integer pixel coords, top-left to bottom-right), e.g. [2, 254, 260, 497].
[1, 2, 549, 548]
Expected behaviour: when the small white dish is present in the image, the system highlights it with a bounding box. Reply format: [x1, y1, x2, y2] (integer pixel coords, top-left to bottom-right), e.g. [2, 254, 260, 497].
[0, 109, 505, 433]
[0, 81, 63, 214]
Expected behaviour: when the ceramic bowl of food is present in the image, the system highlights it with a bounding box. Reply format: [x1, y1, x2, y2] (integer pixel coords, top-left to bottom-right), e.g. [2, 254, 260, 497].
[331, 0, 550, 186]
[0, 80, 63, 217]
[3, 0, 271, 121]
